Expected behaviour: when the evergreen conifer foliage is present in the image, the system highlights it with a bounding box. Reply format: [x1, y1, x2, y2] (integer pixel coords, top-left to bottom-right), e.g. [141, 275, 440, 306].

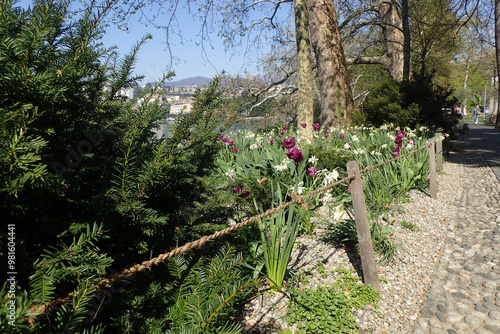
[0, 1, 252, 332]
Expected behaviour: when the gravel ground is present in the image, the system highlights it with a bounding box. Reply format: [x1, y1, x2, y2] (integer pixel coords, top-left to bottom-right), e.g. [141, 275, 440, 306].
[238, 153, 461, 334]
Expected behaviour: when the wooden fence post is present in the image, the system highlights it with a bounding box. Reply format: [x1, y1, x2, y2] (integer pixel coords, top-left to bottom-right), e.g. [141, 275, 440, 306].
[427, 139, 437, 199]
[346, 161, 381, 293]
[436, 133, 443, 171]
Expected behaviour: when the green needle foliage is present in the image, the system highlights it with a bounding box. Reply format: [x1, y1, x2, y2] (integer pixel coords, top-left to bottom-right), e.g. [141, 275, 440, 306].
[112, 246, 259, 333]
[0, 1, 244, 332]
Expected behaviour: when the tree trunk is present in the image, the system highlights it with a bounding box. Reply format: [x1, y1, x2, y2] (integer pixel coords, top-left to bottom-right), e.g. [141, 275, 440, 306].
[294, 0, 314, 140]
[376, 0, 404, 81]
[402, 0, 410, 81]
[346, 0, 405, 81]
[305, 0, 353, 131]
[495, 0, 500, 128]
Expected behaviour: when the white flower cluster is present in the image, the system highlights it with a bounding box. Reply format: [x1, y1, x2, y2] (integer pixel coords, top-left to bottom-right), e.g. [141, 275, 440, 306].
[274, 159, 289, 172]
[321, 192, 333, 203]
[289, 181, 305, 195]
[352, 148, 365, 155]
[244, 132, 256, 139]
[323, 168, 340, 186]
[249, 143, 260, 150]
[351, 135, 359, 142]
[332, 205, 346, 222]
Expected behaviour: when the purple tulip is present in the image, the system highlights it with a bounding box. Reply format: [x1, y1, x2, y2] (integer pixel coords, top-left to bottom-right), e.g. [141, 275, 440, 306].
[232, 148, 238, 153]
[308, 166, 318, 177]
[219, 134, 224, 140]
[282, 137, 296, 149]
[239, 190, 250, 198]
[301, 123, 307, 128]
[269, 137, 274, 144]
[340, 134, 345, 139]
[280, 130, 285, 135]
[228, 140, 234, 146]
[282, 125, 288, 131]
[222, 137, 228, 143]
[393, 151, 399, 158]
[313, 123, 320, 130]
[233, 186, 241, 193]
[286, 147, 304, 163]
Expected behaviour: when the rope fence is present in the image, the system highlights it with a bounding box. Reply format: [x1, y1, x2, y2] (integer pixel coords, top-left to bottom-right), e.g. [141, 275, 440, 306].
[28, 136, 444, 319]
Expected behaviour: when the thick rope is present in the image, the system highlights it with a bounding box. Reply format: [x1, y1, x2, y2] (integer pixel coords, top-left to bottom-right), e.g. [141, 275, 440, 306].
[27, 141, 436, 319]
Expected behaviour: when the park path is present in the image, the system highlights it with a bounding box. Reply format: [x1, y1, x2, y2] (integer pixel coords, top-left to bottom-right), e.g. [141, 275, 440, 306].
[411, 121, 500, 334]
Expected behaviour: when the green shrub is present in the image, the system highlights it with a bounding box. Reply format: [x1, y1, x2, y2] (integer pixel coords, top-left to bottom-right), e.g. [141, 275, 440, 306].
[287, 267, 380, 333]
[110, 246, 259, 334]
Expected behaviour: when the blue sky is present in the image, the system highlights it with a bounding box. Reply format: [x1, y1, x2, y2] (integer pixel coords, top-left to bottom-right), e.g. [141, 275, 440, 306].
[100, 12, 256, 83]
[18, 0, 260, 83]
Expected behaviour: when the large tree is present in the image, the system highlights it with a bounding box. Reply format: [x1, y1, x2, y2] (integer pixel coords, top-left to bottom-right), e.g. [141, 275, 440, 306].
[294, 0, 314, 139]
[306, 0, 353, 130]
[496, 0, 500, 128]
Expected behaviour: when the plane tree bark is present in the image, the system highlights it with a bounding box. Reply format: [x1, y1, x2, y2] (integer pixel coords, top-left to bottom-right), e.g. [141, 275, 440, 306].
[294, 0, 314, 139]
[306, 0, 353, 130]
[495, 0, 500, 128]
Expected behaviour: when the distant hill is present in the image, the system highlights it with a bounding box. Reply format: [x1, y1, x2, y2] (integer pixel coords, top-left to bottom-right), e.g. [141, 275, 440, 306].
[161, 76, 213, 87]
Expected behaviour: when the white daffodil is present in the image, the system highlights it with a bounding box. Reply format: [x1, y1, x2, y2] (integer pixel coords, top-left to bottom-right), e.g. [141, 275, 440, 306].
[245, 132, 256, 139]
[224, 169, 235, 178]
[344, 142, 351, 149]
[274, 159, 289, 172]
[290, 181, 305, 195]
[308, 155, 319, 165]
[321, 192, 333, 203]
[323, 169, 340, 186]
[352, 135, 359, 142]
[333, 205, 345, 222]
[353, 148, 365, 155]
